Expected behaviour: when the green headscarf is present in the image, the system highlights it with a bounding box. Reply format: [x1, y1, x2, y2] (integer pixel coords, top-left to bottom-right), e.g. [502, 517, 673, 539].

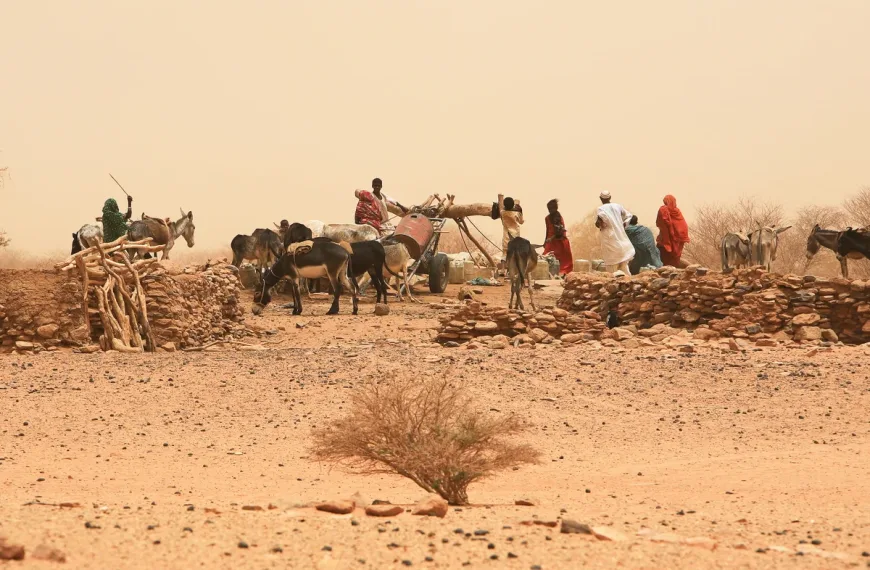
[102, 198, 129, 242]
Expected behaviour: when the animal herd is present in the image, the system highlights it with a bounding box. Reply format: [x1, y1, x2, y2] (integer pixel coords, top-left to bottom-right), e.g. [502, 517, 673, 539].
[240, 221, 414, 316]
[721, 223, 870, 276]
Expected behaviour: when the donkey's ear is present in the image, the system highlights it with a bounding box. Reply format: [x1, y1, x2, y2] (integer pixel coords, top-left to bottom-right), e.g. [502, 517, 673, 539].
[187, 211, 193, 220]
[776, 225, 792, 234]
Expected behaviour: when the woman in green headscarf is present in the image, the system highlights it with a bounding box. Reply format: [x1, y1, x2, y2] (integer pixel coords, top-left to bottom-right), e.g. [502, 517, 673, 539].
[101, 195, 133, 242]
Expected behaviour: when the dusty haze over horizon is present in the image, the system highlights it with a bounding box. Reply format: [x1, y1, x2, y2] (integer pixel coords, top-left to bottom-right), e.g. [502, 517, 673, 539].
[1, 0, 869, 255]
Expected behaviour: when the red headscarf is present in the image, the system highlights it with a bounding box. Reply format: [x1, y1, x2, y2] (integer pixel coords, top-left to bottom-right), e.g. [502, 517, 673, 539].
[656, 195, 690, 251]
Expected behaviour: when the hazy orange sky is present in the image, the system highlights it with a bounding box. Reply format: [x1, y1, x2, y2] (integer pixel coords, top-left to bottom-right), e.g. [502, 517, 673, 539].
[2, 0, 869, 254]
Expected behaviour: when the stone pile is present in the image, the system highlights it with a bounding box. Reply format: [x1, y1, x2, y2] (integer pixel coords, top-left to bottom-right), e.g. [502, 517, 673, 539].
[436, 265, 870, 348]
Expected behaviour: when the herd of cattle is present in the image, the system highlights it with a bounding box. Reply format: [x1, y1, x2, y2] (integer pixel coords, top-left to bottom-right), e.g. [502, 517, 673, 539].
[722, 223, 870, 277]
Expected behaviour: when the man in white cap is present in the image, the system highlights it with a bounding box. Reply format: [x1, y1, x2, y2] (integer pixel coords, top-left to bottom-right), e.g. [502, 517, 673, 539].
[595, 191, 635, 275]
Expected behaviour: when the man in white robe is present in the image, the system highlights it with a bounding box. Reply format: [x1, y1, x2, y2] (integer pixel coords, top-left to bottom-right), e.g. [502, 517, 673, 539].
[595, 191, 635, 275]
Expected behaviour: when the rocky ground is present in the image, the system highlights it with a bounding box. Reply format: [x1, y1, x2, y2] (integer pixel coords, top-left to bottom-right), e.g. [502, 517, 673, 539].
[1, 281, 869, 569]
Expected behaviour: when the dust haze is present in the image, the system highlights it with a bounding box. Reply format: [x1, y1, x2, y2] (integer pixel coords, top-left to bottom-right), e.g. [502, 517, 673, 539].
[2, 1, 869, 258]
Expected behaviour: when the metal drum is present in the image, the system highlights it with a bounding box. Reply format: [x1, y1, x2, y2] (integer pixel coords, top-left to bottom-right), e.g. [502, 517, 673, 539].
[393, 214, 434, 260]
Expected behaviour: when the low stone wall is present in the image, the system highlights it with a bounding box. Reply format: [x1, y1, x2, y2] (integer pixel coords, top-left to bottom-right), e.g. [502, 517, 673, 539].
[0, 262, 246, 353]
[0, 270, 89, 352]
[436, 266, 870, 347]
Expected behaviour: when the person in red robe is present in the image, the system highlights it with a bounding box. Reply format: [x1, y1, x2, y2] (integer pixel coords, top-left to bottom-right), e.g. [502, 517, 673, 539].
[656, 194, 690, 267]
[543, 199, 574, 276]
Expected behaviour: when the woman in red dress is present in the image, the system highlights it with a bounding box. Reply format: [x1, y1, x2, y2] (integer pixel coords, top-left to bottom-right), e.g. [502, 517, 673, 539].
[543, 199, 574, 276]
[656, 194, 690, 267]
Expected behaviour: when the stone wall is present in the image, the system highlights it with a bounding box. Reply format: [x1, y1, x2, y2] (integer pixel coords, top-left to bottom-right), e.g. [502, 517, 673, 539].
[143, 262, 247, 350]
[0, 262, 245, 354]
[436, 266, 870, 348]
[0, 270, 89, 353]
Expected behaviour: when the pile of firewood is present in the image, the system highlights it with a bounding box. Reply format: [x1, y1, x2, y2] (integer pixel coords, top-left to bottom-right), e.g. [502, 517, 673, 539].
[55, 236, 165, 352]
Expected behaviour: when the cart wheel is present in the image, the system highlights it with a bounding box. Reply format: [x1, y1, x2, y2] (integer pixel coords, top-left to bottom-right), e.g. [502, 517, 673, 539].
[429, 253, 449, 293]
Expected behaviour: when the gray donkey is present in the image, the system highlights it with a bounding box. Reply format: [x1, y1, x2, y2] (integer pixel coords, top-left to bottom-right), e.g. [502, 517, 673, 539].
[749, 224, 791, 272]
[127, 208, 196, 260]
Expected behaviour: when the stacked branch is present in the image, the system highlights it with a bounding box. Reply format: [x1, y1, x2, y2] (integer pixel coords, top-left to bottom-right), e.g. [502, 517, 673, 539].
[55, 236, 165, 352]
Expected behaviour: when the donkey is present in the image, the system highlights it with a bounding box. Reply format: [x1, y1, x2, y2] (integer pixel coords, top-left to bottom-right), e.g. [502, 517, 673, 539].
[127, 209, 195, 261]
[506, 236, 541, 311]
[71, 224, 103, 255]
[252, 238, 359, 316]
[749, 225, 791, 271]
[720, 232, 751, 272]
[806, 225, 867, 278]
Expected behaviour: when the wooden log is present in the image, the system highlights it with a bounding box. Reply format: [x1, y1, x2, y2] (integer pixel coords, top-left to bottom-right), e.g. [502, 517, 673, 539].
[95, 288, 116, 350]
[441, 203, 493, 219]
[120, 255, 155, 352]
[76, 257, 92, 341]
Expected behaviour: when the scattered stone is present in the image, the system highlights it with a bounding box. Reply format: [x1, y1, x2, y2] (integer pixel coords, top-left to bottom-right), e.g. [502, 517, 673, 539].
[412, 495, 448, 518]
[755, 338, 778, 347]
[316, 500, 356, 515]
[0, 539, 25, 561]
[374, 304, 390, 316]
[365, 505, 404, 517]
[560, 520, 592, 535]
[514, 499, 536, 507]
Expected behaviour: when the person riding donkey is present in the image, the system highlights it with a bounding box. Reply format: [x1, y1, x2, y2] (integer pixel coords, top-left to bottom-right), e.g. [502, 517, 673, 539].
[97, 194, 134, 242]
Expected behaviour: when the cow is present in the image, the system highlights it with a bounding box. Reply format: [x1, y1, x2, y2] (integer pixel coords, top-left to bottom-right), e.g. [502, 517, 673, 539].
[720, 232, 751, 273]
[749, 225, 792, 271]
[71, 224, 103, 255]
[230, 228, 282, 269]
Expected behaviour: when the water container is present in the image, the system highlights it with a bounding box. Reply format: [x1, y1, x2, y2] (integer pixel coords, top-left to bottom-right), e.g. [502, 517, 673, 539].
[393, 214, 434, 260]
[591, 259, 606, 271]
[238, 264, 259, 289]
[575, 259, 592, 272]
[448, 259, 466, 284]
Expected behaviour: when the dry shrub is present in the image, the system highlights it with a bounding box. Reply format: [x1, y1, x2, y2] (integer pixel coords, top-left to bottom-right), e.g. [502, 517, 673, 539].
[311, 376, 540, 505]
[436, 220, 501, 259]
[683, 197, 785, 269]
[0, 231, 8, 249]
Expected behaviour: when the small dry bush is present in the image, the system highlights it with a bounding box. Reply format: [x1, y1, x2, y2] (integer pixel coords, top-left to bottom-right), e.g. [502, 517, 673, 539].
[436, 220, 501, 258]
[311, 376, 540, 505]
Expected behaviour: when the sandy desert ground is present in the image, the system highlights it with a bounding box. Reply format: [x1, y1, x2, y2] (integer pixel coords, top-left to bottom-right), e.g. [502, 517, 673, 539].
[2, 281, 869, 569]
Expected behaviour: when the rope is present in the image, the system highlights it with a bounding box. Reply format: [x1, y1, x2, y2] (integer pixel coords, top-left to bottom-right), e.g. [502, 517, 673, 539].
[466, 216, 503, 253]
[456, 223, 480, 267]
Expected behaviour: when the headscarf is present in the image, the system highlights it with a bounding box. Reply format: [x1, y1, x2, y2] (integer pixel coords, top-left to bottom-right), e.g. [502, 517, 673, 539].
[657, 195, 690, 246]
[102, 198, 129, 242]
